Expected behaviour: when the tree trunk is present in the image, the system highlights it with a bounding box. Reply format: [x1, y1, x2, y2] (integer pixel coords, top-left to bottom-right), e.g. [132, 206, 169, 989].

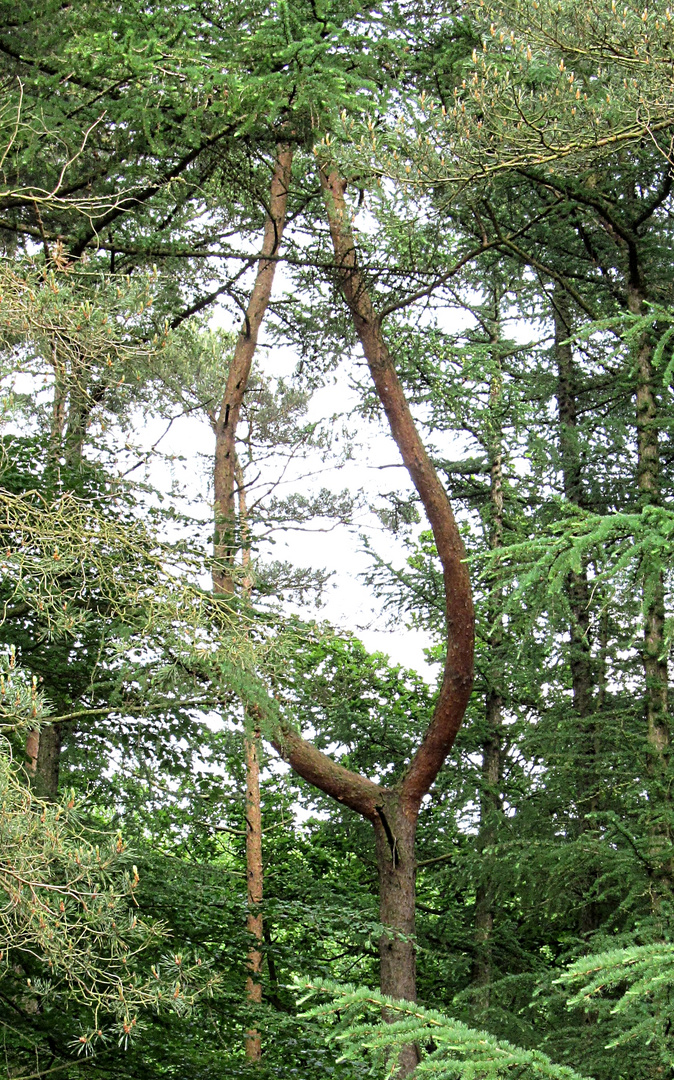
[472, 323, 504, 1009]
[375, 797, 420, 1076]
[553, 288, 594, 722]
[27, 348, 69, 797]
[472, 689, 501, 1002]
[315, 162, 474, 1076]
[318, 164, 474, 805]
[626, 274, 671, 887]
[628, 283, 669, 765]
[34, 723, 62, 800]
[245, 727, 263, 1062]
[238, 460, 264, 1060]
[553, 286, 601, 930]
[209, 145, 292, 1057]
[375, 799, 418, 1002]
[242, 162, 471, 1077]
[213, 144, 293, 594]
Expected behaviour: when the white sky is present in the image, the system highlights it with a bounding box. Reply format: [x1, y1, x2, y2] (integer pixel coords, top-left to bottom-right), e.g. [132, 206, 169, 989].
[139, 341, 441, 678]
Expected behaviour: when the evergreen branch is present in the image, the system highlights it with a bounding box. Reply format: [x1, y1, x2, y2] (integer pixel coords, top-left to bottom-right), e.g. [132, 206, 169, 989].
[296, 979, 589, 1079]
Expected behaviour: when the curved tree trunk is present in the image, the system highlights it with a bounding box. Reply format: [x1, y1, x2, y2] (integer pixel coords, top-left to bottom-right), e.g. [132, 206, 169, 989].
[311, 162, 474, 1075]
[224, 160, 472, 1079]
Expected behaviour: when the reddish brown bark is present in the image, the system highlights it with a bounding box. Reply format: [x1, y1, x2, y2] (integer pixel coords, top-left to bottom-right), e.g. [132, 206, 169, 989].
[318, 166, 474, 812]
[238, 467, 264, 1060]
[262, 164, 475, 1073]
[206, 147, 293, 1061]
[245, 727, 263, 1062]
[203, 154, 473, 1071]
[213, 144, 293, 594]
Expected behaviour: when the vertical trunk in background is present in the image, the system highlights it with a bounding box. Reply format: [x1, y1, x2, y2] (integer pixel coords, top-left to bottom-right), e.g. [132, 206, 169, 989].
[37, 349, 94, 797]
[626, 279, 670, 768]
[209, 145, 293, 1060]
[245, 725, 263, 1061]
[238, 459, 263, 1062]
[472, 316, 504, 1010]
[212, 145, 293, 594]
[27, 350, 70, 798]
[553, 288, 594, 722]
[553, 286, 600, 931]
[626, 271, 671, 890]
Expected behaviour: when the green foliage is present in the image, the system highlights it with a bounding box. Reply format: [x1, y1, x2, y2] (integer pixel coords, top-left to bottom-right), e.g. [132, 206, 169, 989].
[2, 2, 674, 1079]
[560, 942, 674, 1061]
[299, 981, 588, 1079]
[0, 740, 216, 1051]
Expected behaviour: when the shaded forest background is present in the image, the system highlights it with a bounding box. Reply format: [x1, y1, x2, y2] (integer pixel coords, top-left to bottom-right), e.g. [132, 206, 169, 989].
[0, 1, 673, 1078]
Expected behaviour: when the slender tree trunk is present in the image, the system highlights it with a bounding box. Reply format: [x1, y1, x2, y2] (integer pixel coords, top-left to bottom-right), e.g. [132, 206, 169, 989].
[625, 274, 671, 890]
[627, 281, 669, 765]
[213, 144, 293, 593]
[245, 727, 263, 1061]
[238, 461, 264, 1059]
[210, 146, 293, 1056]
[553, 286, 601, 929]
[472, 325, 504, 1009]
[27, 348, 69, 797]
[472, 689, 500, 1001]
[553, 287, 594, 723]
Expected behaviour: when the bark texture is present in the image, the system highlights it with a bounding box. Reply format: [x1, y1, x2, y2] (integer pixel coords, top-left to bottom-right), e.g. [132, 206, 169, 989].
[375, 799, 421, 1076]
[34, 723, 62, 800]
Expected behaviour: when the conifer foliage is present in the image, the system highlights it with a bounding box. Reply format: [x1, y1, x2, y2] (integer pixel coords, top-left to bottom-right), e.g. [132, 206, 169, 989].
[0, 0, 674, 1078]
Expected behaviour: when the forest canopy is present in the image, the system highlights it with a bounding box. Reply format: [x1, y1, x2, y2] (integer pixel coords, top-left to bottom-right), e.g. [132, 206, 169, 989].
[0, 0, 673, 1078]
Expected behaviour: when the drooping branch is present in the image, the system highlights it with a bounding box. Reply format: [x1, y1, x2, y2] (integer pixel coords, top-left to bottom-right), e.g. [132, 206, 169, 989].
[319, 164, 474, 809]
